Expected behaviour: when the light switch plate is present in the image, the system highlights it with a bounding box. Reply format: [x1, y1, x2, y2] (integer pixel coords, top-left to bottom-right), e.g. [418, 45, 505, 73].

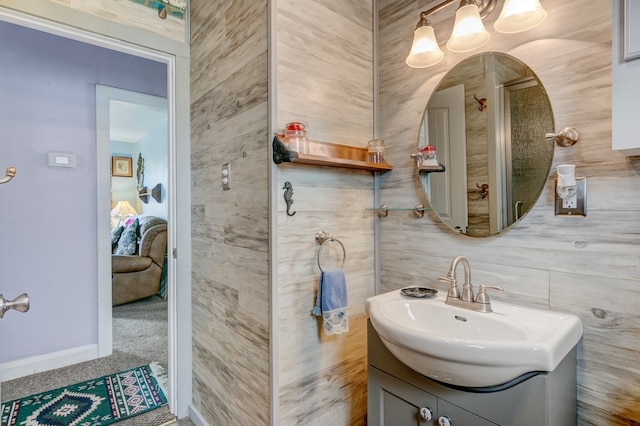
[222, 163, 230, 190]
[555, 178, 586, 216]
[48, 152, 76, 169]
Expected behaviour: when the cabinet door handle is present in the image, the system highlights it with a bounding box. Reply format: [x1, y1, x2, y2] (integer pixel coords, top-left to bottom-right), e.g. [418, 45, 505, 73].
[438, 416, 453, 426]
[419, 406, 433, 421]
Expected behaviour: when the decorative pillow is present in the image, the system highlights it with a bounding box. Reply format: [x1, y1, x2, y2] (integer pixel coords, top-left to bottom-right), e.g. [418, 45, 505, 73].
[110, 225, 125, 252]
[115, 218, 139, 255]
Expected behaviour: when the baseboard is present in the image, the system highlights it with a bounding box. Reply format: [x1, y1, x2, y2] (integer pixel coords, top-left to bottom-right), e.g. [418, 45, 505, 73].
[188, 404, 209, 426]
[0, 344, 98, 382]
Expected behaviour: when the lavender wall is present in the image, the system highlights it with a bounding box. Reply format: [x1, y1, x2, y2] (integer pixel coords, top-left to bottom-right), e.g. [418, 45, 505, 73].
[0, 20, 166, 363]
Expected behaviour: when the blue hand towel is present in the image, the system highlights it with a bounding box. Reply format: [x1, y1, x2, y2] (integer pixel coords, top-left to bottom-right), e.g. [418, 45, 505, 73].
[312, 269, 349, 335]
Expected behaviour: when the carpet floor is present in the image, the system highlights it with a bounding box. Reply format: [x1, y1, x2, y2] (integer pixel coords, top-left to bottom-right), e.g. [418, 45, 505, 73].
[1, 296, 174, 426]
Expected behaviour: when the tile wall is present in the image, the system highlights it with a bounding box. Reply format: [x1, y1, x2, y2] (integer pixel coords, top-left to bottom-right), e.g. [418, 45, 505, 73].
[274, 0, 375, 423]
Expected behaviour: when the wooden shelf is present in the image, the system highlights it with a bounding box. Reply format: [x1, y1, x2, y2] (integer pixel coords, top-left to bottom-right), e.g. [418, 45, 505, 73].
[418, 164, 445, 173]
[272, 135, 392, 172]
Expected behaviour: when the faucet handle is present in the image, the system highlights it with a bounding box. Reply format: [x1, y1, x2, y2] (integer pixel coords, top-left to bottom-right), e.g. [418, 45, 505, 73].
[438, 276, 461, 299]
[475, 284, 503, 304]
[437, 276, 454, 284]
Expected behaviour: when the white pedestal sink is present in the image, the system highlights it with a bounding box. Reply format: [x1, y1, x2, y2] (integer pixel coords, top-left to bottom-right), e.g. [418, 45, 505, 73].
[366, 289, 583, 388]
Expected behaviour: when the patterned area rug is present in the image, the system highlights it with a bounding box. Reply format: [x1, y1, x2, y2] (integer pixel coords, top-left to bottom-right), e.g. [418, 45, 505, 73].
[1, 363, 168, 426]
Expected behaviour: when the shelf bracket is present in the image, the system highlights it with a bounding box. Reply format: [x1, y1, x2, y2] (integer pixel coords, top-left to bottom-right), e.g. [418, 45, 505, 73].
[273, 135, 297, 164]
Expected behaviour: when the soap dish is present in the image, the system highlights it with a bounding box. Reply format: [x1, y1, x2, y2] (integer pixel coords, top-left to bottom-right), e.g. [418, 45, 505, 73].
[400, 287, 437, 298]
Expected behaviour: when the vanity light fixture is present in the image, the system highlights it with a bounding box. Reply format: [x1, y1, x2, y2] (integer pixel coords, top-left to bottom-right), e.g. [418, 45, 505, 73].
[406, 0, 548, 68]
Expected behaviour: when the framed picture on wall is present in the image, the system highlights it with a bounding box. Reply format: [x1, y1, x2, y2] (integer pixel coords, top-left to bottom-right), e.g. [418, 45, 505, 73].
[112, 156, 133, 177]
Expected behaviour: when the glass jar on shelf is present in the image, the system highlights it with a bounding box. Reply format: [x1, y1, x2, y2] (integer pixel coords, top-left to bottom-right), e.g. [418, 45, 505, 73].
[367, 139, 385, 163]
[284, 122, 309, 154]
[420, 145, 438, 167]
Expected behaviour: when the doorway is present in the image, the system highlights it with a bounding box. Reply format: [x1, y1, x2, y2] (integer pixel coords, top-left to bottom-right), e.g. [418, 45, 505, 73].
[97, 85, 169, 358]
[0, 8, 191, 416]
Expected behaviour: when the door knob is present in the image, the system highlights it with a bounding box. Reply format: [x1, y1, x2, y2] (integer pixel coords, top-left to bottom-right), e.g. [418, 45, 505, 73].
[0, 293, 30, 318]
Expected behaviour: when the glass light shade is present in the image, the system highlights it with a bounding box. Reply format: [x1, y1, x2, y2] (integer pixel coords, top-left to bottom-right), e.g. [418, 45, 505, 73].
[446, 4, 491, 53]
[494, 0, 547, 33]
[406, 25, 444, 68]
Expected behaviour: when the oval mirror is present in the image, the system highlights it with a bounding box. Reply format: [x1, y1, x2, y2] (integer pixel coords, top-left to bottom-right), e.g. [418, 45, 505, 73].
[418, 53, 554, 237]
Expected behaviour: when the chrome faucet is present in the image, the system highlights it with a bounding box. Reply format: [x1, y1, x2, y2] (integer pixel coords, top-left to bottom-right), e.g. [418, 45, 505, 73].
[438, 255, 471, 300]
[438, 256, 503, 313]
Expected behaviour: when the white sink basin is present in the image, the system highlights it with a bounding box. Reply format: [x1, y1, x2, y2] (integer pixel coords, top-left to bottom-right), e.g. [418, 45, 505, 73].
[366, 289, 583, 388]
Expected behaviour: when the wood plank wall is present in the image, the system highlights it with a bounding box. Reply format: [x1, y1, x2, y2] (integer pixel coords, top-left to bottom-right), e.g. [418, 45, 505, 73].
[48, 0, 185, 41]
[379, 0, 640, 423]
[274, 0, 375, 424]
[190, 1, 271, 424]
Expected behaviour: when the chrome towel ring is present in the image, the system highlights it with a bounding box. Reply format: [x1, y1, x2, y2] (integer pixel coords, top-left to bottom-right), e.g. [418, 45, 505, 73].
[315, 231, 346, 272]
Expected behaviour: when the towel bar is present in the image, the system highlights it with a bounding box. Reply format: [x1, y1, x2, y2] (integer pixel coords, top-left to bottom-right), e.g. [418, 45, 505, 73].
[315, 231, 346, 272]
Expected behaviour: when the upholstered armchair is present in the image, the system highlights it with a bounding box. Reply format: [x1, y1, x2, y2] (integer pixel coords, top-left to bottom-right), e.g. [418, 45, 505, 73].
[112, 216, 167, 306]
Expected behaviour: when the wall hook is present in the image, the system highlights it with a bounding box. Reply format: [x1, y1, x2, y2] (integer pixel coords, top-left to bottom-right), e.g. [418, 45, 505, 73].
[474, 94, 487, 111]
[476, 182, 489, 199]
[283, 181, 296, 216]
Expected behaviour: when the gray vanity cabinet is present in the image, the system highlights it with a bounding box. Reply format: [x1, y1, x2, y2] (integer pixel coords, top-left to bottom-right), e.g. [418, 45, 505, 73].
[369, 367, 497, 426]
[367, 321, 578, 426]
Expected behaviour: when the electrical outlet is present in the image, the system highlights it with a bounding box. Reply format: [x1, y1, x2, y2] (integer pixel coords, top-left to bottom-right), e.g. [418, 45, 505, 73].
[562, 196, 577, 209]
[555, 178, 586, 216]
[222, 163, 230, 190]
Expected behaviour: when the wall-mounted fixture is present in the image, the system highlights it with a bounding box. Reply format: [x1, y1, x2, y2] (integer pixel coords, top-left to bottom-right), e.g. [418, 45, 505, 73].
[139, 183, 164, 203]
[555, 165, 587, 216]
[124, 0, 186, 20]
[283, 181, 295, 216]
[546, 127, 580, 147]
[374, 204, 429, 218]
[476, 182, 489, 199]
[0, 166, 16, 185]
[406, 0, 547, 68]
[473, 94, 487, 111]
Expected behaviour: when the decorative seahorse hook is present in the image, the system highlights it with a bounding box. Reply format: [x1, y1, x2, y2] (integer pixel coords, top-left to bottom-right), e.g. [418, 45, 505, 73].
[476, 182, 489, 199]
[0, 166, 16, 185]
[283, 181, 296, 216]
[474, 94, 487, 111]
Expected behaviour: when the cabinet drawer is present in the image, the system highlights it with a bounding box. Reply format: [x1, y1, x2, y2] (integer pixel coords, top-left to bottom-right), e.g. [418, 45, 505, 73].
[438, 399, 498, 426]
[369, 367, 437, 425]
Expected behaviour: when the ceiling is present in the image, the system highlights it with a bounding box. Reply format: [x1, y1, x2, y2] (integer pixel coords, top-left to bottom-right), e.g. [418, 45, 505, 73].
[110, 99, 167, 143]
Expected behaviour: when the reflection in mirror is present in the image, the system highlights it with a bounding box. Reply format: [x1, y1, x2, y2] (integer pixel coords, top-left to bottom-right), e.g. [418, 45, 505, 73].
[418, 53, 554, 237]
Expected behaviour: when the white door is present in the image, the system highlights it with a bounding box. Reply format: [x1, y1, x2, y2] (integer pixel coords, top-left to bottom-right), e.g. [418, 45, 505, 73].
[425, 84, 468, 233]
